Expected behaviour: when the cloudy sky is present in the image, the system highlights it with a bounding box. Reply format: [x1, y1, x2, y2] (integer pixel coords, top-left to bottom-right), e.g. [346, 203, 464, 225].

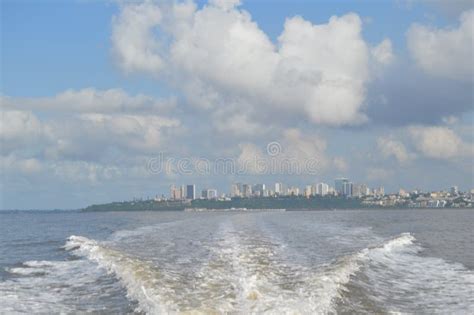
[1, 0, 473, 209]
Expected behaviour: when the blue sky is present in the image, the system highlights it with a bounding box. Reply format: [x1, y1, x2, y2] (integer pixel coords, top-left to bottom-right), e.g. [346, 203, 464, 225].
[1, 0, 473, 209]
[0, 0, 457, 96]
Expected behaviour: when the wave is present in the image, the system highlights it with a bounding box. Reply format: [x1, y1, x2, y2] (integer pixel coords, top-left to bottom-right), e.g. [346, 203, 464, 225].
[59, 231, 473, 315]
[64, 235, 171, 314]
[0, 257, 129, 314]
[298, 233, 416, 314]
[344, 233, 474, 314]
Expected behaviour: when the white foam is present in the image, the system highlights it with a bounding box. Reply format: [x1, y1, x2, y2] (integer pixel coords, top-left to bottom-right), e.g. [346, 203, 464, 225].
[64, 235, 172, 314]
[191, 221, 370, 314]
[109, 220, 182, 242]
[352, 233, 474, 314]
[5, 228, 469, 315]
[379, 232, 416, 252]
[0, 258, 126, 314]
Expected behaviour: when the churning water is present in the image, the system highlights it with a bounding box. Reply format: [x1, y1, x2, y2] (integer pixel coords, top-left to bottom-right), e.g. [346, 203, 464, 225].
[1, 209, 473, 314]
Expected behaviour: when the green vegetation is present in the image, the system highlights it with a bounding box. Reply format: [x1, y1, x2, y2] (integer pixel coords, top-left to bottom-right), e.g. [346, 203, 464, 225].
[82, 196, 368, 212]
[83, 200, 186, 212]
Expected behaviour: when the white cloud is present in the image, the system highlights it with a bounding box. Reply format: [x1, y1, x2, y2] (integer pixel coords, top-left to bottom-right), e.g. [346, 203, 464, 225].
[52, 160, 122, 184]
[1, 154, 44, 175]
[1, 88, 182, 161]
[367, 167, 394, 181]
[0, 110, 53, 154]
[1, 88, 176, 114]
[209, 0, 241, 11]
[112, 2, 392, 126]
[76, 113, 181, 153]
[333, 157, 348, 172]
[407, 10, 474, 80]
[371, 38, 395, 65]
[377, 136, 413, 163]
[111, 2, 164, 74]
[409, 126, 473, 159]
[214, 112, 262, 136]
[236, 128, 329, 175]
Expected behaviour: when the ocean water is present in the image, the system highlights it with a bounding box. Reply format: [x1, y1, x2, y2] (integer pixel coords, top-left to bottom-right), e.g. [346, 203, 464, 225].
[0, 209, 473, 314]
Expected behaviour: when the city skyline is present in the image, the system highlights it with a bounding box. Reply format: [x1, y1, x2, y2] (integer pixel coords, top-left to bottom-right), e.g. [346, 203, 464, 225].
[1, 0, 473, 209]
[162, 178, 465, 201]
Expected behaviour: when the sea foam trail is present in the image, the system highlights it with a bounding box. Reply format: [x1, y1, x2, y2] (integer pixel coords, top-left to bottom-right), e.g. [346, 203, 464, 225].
[189, 224, 417, 314]
[63, 232, 470, 315]
[291, 233, 417, 314]
[349, 233, 474, 314]
[0, 258, 129, 314]
[65, 235, 171, 314]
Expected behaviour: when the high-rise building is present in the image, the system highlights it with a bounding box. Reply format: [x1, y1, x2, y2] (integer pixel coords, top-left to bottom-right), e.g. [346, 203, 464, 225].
[374, 186, 385, 197]
[208, 189, 217, 199]
[335, 178, 349, 196]
[170, 185, 183, 200]
[316, 183, 329, 196]
[288, 186, 300, 196]
[231, 183, 242, 197]
[242, 184, 252, 197]
[304, 185, 312, 197]
[274, 183, 284, 195]
[202, 189, 218, 199]
[360, 184, 370, 196]
[253, 184, 266, 197]
[343, 181, 353, 197]
[186, 184, 196, 200]
[352, 183, 366, 197]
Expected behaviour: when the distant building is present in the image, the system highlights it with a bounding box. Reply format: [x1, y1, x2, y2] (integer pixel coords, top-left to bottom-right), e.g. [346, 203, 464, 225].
[352, 184, 362, 197]
[304, 185, 312, 197]
[343, 181, 353, 197]
[170, 184, 183, 200]
[231, 183, 242, 197]
[288, 186, 300, 196]
[274, 183, 284, 195]
[450, 186, 459, 196]
[361, 184, 370, 196]
[335, 178, 349, 196]
[399, 189, 409, 198]
[316, 183, 329, 196]
[242, 184, 252, 197]
[374, 186, 385, 197]
[253, 184, 266, 197]
[202, 189, 217, 199]
[186, 184, 196, 200]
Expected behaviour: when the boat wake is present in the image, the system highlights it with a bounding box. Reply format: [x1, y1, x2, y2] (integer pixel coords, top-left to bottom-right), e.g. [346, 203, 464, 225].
[62, 228, 459, 314]
[3, 224, 473, 315]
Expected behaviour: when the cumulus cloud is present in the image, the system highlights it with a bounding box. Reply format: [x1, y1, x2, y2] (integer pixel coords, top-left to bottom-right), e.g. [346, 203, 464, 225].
[333, 157, 348, 172]
[237, 128, 328, 175]
[111, 2, 164, 74]
[371, 38, 395, 65]
[407, 10, 474, 80]
[367, 167, 394, 181]
[1, 90, 182, 177]
[377, 136, 413, 163]
[409, 126, 473, 159]
[111, 1, 392, 126]
[0, 110, 53, 154]
[1, 88, 176, 114]
[1, 154, 44, 175]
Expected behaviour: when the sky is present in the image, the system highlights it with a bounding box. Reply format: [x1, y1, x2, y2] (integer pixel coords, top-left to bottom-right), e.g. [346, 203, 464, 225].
[1, 0, 473, 209]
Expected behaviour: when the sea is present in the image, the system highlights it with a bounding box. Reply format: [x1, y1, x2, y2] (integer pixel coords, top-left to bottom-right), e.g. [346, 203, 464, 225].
[0, 209, 473, 314]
